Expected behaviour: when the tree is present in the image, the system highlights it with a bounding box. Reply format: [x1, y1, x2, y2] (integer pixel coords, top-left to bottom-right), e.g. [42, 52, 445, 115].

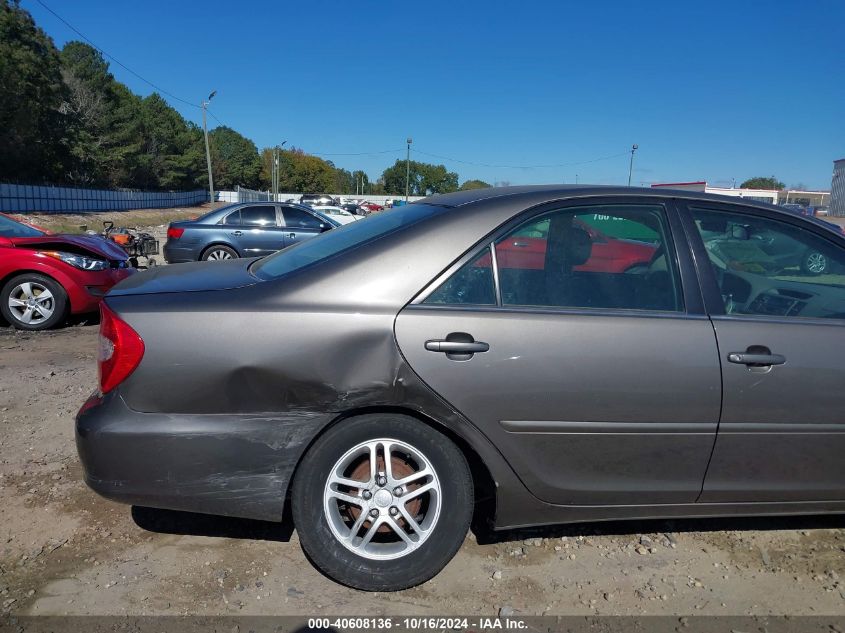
[59, 41, 114, 184]
[0, 0, 71, 182]
[459, 179, 491, 190]
[740, 176, 784, 190]
[381, 160, 459, 196]
[208, 126, 261, 190]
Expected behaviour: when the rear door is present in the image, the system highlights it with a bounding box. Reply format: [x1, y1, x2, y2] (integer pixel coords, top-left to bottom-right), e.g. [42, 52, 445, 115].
[394, 197, 722, 506]
[682, 202, 845, 502]
[280, 206, 328, 246]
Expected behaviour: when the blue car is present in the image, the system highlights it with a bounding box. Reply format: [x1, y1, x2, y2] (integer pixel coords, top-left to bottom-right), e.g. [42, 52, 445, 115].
[163, 202, 340, 263]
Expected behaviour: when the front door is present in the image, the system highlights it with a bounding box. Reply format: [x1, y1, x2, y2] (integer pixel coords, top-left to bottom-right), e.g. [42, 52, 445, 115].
[684, 203, 845, 502]
[235, 205, 286, 256]
[395, 199, 722, 506]
[280, 206, 326, 246]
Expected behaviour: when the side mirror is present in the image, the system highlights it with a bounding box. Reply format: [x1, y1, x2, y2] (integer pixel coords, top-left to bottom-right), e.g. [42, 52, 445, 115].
[319, 223, 331, 232]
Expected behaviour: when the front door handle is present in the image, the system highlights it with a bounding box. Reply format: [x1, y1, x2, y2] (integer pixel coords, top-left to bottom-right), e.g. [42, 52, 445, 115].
[288, 233, 296, 239]
[425, 340, 490, 353]
[727, 352, 786, 366]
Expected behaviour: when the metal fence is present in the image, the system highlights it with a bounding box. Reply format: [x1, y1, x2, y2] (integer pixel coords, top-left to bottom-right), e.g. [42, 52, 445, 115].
[0, 183, 208, 213]
[234, 185, 272, 203]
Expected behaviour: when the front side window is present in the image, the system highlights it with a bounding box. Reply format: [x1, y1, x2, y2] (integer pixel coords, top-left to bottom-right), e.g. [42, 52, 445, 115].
[239, 206, 276, 227]
[691, 207, 845, 319]
[282, 206, 323, 229]
[423, 204, 682, 312]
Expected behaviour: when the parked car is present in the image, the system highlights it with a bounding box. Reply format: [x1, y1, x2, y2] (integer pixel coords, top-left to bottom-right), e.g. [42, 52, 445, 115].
[358, 201, 384, 213]
[339, 203, 364, 216]
[78, 186, 845, 591]
[163, 202, 340, 263]
[0, 213, 133, 330]
[494, 217, 657, 273]
[300, 194, 336, 207]
[310, 205, 361, 225]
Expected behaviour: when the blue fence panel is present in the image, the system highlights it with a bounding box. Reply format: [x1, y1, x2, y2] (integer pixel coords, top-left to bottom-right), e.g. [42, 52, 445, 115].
[0, 183, 209, 214]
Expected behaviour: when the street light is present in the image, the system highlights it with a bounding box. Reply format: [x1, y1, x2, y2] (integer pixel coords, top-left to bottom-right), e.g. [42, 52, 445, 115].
[405, 137, 413, 203]
[201, 90, 216, 205]
[627, 144, 638, 187]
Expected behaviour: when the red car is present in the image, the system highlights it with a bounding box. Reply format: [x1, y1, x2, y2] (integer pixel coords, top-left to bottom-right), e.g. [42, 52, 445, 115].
[495, 218, 658, 272]
[0, 214, 134, 330]
[358, 201, 384, 213]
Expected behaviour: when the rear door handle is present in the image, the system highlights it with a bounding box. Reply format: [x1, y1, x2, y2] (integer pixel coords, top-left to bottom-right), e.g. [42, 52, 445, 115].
[288, 233, 296, 239]
[425, 340, 490, 353]
[232, 231, 243, 236]
[727, 352, 786, 366]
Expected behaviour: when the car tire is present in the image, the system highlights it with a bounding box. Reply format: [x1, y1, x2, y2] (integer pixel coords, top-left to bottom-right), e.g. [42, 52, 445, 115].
[801, 250, 827, 275]
[0, 273, 68, 331]
[292, 414, 473, 591]
[201, 245, 238, 261]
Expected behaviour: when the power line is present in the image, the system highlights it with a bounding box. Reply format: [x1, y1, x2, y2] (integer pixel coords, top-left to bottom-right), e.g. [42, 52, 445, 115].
[311, 149, 404, 157]
[413, 149, 631, 170]
[32, 0, 201, 110]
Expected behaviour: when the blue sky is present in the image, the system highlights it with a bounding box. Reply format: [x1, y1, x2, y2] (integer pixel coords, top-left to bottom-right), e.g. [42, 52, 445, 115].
[26, 0, 845, 190]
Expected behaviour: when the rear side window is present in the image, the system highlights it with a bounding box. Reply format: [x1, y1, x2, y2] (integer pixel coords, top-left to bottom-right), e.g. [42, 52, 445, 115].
[425, 248, 496, 306]
[282, 207, 323, 229]
[424, 204, 683, 312]
[223, 210, 241, 225]
[239, 206, 276, 226]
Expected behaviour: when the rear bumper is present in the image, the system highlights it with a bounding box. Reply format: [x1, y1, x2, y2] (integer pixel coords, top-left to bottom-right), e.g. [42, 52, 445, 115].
[75, 392, 306, 521]
[163, 241, 198, 263]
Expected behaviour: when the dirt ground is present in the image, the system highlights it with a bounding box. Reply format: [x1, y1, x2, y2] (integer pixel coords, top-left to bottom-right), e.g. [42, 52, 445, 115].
[0, 325, 844, 618]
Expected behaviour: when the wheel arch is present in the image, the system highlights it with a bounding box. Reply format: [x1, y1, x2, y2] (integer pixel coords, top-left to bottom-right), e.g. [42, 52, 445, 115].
[288, 405, 498, 529]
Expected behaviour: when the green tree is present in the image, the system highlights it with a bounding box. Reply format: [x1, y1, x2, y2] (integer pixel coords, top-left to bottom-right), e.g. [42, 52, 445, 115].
[381, 160, 459, 196]
[0, 0, 71, 181]
[208, 126, 261, 190]
[459, 179, 491, 191]
[740, 176, 784, 190]
[59, 41, 115, 184]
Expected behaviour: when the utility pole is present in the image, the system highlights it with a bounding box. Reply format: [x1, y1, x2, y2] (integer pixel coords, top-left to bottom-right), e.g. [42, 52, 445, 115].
[627, 144, 638, 187]
[272, 140, 287, 202]
[405, 137, 413, 203]
[202, 91, 216, 205]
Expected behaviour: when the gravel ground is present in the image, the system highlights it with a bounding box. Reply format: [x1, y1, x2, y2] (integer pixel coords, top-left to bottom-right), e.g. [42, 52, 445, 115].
[1, 325, 844, 617]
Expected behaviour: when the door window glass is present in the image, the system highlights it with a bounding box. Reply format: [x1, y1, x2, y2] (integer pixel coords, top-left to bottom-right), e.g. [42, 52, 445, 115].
[495, 205, 681, 311]
[424, 247, 496, 306]
[282, 206, 323, 229]
[223, 209, 241, 225]
[239, 206, 276, 226]
[691, 207, 845, 319]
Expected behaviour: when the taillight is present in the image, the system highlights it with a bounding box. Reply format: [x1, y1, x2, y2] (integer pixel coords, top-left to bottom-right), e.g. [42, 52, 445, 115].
[167, 226, 185, 239]
[98, 303, 144, 394]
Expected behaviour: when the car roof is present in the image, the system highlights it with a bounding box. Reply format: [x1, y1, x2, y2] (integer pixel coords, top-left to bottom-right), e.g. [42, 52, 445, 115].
[419, 185, 837, 232]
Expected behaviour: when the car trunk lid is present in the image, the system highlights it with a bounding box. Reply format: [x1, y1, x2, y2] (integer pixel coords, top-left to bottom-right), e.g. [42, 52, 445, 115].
[107, 257, 261, 296]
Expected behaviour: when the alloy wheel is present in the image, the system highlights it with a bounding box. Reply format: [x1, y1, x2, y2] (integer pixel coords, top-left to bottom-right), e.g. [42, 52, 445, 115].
[7, 281, 55, 326]
[323, 438, 441, 561]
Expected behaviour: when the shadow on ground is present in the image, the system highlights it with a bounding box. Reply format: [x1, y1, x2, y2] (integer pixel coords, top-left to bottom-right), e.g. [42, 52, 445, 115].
[476, 512, 845, 545]
[131, 504, 295, 543]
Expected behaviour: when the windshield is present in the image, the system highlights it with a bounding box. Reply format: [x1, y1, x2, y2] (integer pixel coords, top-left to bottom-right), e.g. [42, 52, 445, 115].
[0, 214, 44, 238]
[252, 204, 442, 280]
